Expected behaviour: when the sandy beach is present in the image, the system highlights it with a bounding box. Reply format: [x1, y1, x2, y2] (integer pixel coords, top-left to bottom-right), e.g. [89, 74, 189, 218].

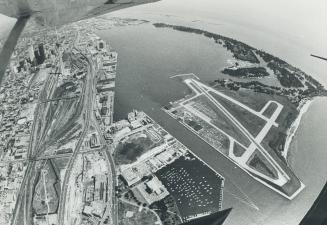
[283, 99, 313, 160]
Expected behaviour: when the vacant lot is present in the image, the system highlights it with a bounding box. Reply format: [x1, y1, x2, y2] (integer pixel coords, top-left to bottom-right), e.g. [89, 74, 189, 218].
[32, 160, 60, 215]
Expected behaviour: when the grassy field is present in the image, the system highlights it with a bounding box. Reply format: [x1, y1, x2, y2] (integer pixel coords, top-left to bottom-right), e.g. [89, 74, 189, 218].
[210, 83, 272, 111]
[262, 126, 287, 154]
[209, 91, 266, 137]
[191, 95, 251, 147]
[262, 102, 278, 118]
[118, 200, 158, 225]
[233, 142, 246, 157]
[261, 102, 298, 157]
[150, 195, 182, 225]
[246, 150, 278, 180]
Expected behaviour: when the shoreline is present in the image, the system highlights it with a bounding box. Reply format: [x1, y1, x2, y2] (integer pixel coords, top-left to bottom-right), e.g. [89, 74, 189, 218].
[282, 98, 313, 160]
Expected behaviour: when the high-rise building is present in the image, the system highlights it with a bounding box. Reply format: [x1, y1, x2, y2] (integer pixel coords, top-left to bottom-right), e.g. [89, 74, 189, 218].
[38, 44, 45, 64]
[98, 40, 105, 50]
[28, 45, 35, 62]
[9, 61, 18, 74]
[34, 50, 41, 65]
[34, 44, 46, 65]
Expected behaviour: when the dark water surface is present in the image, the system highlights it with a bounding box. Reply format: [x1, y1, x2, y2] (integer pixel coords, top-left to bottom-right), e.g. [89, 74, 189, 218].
[97, 23, 327, 225]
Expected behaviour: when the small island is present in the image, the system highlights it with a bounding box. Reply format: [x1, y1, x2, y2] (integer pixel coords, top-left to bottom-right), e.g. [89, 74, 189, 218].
[221, 67, 270, 78]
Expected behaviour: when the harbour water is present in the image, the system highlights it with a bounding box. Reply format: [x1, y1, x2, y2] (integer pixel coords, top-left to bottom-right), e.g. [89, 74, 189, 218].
[97, 19, 327, 225]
